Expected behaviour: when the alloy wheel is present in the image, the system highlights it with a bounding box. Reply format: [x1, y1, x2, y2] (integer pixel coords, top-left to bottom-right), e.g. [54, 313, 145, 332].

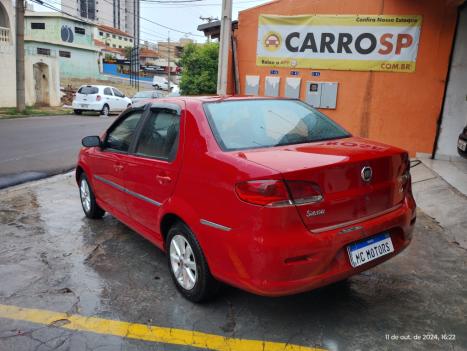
[169, 234, 197, 290]
[80, 179, 91, 213]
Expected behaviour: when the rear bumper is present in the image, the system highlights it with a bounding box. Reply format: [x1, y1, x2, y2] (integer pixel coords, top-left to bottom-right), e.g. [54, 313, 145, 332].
[72, 101, 104, 111]
[212, 195, 416, 297]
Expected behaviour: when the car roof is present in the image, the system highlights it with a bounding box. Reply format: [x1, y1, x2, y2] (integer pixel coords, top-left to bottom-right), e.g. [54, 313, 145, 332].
[79, 85, 116, 89]
[144, 95, 292, 107]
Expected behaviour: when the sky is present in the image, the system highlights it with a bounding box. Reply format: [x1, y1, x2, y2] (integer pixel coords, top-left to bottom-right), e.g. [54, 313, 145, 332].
[30, 0, 272, 43]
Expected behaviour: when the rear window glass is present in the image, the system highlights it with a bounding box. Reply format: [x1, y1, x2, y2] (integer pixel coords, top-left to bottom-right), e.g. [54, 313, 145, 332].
[204, 99, 351, 151]
[78, 86, 98, 94]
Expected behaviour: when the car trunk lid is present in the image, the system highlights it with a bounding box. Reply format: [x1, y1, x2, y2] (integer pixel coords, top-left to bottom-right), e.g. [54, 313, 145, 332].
[238, 137, 409, 232]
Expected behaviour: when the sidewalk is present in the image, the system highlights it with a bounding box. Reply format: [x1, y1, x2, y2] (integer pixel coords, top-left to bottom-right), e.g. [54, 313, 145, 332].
[411, 158, 467, 250]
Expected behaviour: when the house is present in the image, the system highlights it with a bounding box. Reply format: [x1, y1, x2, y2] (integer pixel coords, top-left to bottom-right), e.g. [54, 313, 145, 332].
[139, 47, 159, 66]
[95, 24, 134, 50]
[0, 0, 16, 107]
[24, 11, 100, 79]
[157, 38, 193, 61]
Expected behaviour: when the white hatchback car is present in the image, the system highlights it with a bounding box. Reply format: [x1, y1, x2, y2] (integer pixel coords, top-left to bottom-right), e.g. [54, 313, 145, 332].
[72, 85, 132, 116]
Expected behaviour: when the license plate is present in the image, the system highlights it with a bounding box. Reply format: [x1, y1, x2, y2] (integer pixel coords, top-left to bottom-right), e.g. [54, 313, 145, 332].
[81, 104, 89, 108]
[458, 139, 467, 151]
[347, 233, 394, 268]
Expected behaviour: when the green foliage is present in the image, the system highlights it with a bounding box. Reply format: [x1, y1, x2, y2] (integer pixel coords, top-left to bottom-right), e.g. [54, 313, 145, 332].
[179, 43, 219, 95]
[123, 46, 133, 59]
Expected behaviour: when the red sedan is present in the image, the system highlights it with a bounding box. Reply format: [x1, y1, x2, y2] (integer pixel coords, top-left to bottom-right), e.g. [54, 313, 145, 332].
[77, 97, 416, 302]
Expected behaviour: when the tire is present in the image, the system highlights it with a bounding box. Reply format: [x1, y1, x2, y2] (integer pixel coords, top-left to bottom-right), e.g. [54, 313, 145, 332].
[167, 222, 220, 302]
[101, 104, 110, 116]
[79, 173, 105, 219]
[74, 109, 82, 115]
[154, 84, 160, 90]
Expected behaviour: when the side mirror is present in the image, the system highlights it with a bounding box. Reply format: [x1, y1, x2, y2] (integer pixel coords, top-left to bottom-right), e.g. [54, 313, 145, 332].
[82, 135, 101, 148]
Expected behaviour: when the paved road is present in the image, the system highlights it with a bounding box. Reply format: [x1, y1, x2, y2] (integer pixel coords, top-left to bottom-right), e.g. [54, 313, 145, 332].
[0, 172, 465, 350]
[0, 115, 115, 188]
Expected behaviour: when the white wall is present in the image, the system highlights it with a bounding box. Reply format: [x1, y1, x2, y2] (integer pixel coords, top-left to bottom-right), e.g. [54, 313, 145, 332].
[436, 6, 467, 159]
[0, 0, 16, 107]
[25, 55, 61, 106]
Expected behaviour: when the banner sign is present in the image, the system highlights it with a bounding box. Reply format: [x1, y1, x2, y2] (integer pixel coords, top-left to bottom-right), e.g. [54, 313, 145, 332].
[257, 14, 422, 72]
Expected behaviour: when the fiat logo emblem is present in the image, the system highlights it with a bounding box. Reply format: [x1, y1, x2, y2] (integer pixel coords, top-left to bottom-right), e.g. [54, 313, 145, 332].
[361, 166, 373, 182]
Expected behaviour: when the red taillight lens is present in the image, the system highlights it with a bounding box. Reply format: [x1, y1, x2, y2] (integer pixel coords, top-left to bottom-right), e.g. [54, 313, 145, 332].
[399, 153, 412, 194]
[235, 180, 323, 207]
[286, 181, 323, 204]
[96, 95, 102, 101]
[235, 180, 291, 207]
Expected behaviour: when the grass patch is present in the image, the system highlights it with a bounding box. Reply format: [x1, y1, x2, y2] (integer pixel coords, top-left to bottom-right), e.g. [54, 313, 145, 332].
[0, 106, 72, 119]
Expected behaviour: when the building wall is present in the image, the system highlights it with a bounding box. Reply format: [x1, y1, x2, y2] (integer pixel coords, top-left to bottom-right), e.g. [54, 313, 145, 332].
[25, 54, 60, 106]
[25, 42, 99, 78]
[234, 0, 460, 156]
[95, 28, 133, 49]
[0, 0, 16, 107]
[61, 0, 136, 37]
[25, 14, 99, 79]
[436, 5, 467, 159]
[25, 14, 95, 47]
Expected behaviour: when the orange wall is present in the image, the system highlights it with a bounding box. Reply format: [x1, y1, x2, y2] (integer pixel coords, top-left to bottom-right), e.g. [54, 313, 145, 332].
[232, 0, 459, 155]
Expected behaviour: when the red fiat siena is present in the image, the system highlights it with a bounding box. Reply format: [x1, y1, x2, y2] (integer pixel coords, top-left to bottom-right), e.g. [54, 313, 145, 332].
[77, 97, 416, 302]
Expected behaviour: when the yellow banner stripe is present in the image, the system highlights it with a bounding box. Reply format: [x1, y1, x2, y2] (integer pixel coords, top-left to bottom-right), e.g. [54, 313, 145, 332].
[256, 57, 416, 72]
[259, 14, 422, 27]
[0, 304, 326, 351]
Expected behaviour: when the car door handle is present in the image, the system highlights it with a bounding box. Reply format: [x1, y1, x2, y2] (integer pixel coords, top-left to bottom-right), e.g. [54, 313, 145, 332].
[156, 174, 172, 184]
[114, 164, 124, 172]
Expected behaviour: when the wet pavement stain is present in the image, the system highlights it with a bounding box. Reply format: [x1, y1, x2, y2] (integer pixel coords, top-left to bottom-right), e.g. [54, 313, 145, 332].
[0, 175, 466, 351]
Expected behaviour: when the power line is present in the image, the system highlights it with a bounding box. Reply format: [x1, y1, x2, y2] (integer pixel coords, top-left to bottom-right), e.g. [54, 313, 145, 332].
[29, 0, 164, 47]
[99, 0, 204, 37]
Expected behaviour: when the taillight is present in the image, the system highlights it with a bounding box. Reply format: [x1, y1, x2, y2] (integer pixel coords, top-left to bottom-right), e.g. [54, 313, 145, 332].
[235, 180, 291, 207]
[399, 153, 411, 193]
[235, 180, 323, 207]
[96, 95, 102, 101]
[286, 181, 323, 204]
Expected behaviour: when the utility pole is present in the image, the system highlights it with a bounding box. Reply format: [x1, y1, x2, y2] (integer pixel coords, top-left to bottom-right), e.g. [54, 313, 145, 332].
[16, 0, 26, 112]
[217, 0, 232, 95]
[167, 31, 171, 92]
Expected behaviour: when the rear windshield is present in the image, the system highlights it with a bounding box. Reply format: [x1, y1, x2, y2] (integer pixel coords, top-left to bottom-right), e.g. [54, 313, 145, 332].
[78, 86, 99, 94]
[134, 91, 153, 98]
[204, 99, 350, 151]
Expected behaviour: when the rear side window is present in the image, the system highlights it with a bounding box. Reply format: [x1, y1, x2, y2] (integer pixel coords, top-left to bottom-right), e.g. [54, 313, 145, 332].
[135, 109, 180, 161]
[112, 88, 124, 98]
[204, 99, 350, 151]
[104, 87, 113, 96]
[78, 86, 98, 94]
[105, 111, 143, 152]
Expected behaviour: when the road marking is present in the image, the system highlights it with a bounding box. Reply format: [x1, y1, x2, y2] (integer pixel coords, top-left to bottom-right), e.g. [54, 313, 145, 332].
[0, 304, 326, 351]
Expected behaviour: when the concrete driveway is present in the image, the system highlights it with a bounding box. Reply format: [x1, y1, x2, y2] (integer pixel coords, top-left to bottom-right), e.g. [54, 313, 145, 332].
[0, 173, 465, 351]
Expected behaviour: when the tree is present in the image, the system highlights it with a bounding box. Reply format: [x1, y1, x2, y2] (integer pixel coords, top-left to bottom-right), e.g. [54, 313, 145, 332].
[179, 43, 218, 95]
[123, 46, 133, 60]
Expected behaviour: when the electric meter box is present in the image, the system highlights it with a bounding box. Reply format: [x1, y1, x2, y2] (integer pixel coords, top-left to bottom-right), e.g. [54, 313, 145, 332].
[305, 82, 338, 109]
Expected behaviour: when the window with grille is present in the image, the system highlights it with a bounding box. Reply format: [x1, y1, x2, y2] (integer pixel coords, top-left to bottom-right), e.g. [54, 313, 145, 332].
[75, 27, 85, 35]
[31, 23, 45, 30]
[37, 48, 51, 56]
[59, 50, 71, 58]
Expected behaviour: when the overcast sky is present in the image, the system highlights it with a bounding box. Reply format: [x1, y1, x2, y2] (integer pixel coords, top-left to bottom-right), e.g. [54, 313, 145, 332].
[31, 0, 271, 43]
